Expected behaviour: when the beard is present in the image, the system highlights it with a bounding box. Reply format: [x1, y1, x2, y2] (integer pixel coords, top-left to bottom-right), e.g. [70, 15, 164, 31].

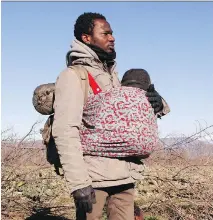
[86, 43, 116, 63]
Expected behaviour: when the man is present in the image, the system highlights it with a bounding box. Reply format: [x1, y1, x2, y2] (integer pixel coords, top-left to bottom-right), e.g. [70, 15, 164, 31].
[52, 12, 169, 220]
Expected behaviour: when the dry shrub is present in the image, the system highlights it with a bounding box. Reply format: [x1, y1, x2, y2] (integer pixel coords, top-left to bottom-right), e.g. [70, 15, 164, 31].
[135, 124, 213, 220]
[1, 122, 213, 220]
[1, 123, 76, 220]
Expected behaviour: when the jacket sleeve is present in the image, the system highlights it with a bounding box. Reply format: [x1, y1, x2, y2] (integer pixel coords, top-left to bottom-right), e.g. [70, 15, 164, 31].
[52, 68, 92, 193]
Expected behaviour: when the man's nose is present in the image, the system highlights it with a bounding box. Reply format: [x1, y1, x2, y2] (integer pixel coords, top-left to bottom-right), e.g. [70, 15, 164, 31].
[108, 34, 115, 42]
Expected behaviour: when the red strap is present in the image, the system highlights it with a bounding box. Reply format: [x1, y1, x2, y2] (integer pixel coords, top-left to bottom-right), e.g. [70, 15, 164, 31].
[88, 72, 102, 95]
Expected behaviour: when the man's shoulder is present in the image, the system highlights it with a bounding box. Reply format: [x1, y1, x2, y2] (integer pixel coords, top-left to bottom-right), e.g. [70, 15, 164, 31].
[58, 66, 72, 76]
[57, 66, 86, 80]
[60, 66, 78, 74]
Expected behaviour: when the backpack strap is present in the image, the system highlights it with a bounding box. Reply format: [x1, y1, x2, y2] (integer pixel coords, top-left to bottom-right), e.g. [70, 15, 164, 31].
[68, 65, 90, 104]
[88, 72, 102, 95]
[68, 65, 103, 102]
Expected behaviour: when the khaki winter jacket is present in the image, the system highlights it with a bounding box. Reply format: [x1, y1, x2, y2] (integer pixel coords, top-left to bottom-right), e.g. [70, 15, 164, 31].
[52, 39, 170, 193]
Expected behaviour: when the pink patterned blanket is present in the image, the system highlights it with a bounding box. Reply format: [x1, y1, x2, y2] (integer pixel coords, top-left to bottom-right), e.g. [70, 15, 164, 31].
[80, 87, 158, 157]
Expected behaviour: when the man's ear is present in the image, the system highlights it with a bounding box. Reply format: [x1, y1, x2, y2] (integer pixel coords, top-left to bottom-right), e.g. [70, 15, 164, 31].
[81, 34, 91, 44]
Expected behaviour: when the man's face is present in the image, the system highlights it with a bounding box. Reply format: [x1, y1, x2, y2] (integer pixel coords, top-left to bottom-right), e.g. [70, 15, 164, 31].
[88, 19, 115, 53]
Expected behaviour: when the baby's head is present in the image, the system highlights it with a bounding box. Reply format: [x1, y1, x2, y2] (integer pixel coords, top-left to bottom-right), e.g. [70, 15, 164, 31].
[121, 69, 151, 91]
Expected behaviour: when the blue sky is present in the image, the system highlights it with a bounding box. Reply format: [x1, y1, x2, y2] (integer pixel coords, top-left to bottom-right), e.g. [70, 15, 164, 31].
[2, 2, 213, 139]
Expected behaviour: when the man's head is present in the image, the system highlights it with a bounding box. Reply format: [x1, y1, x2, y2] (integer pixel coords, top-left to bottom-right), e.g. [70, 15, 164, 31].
[74, 12, 115, 54]
[121, 69, 151, 91]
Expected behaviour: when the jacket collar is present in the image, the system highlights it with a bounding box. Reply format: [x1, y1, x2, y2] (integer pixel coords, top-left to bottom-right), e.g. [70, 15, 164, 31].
[68, 39, 116, 74]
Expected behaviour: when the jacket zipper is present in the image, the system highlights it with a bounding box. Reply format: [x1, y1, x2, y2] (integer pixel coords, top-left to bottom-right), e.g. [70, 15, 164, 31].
[103, 61, 114, 86]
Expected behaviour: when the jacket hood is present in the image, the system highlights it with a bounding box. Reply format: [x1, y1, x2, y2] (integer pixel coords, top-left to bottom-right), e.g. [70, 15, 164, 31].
[69, 39, 99, 64]
[67, 39, 116, 72]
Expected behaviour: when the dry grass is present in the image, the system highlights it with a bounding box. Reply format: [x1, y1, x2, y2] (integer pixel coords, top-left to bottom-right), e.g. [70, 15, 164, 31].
[135, 160, 213, 219]
[1, 124, 213, 220]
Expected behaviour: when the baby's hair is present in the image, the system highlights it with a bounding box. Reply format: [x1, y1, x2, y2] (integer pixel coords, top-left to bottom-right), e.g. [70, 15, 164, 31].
[121, 69, 151, 91]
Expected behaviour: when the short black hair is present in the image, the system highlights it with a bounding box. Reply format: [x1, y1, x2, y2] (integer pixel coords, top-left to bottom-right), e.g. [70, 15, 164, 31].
[121, 69, 151, 91]
[74, 12, 106, 42]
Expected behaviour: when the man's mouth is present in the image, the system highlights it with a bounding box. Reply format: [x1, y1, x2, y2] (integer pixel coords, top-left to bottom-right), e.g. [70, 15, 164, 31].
[108, 44, 115, 51]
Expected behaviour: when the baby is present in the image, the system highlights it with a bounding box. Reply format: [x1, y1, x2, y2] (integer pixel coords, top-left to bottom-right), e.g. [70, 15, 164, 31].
[80, 68, 158, 158]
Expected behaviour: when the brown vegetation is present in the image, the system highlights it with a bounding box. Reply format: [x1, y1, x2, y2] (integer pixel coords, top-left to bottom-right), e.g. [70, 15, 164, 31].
[1, 123, 213, 220]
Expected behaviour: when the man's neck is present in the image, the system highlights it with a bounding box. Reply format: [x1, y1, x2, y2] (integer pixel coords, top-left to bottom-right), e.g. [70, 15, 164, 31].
[86, 43, 116, 64]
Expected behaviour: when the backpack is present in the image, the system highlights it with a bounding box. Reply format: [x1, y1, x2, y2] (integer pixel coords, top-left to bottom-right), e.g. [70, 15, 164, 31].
[33, 65, 90, 175]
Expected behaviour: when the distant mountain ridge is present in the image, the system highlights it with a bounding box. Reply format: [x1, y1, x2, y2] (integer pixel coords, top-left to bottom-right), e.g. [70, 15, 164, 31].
[2, 137, 213, 157]
[160, 137, 213, 157]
